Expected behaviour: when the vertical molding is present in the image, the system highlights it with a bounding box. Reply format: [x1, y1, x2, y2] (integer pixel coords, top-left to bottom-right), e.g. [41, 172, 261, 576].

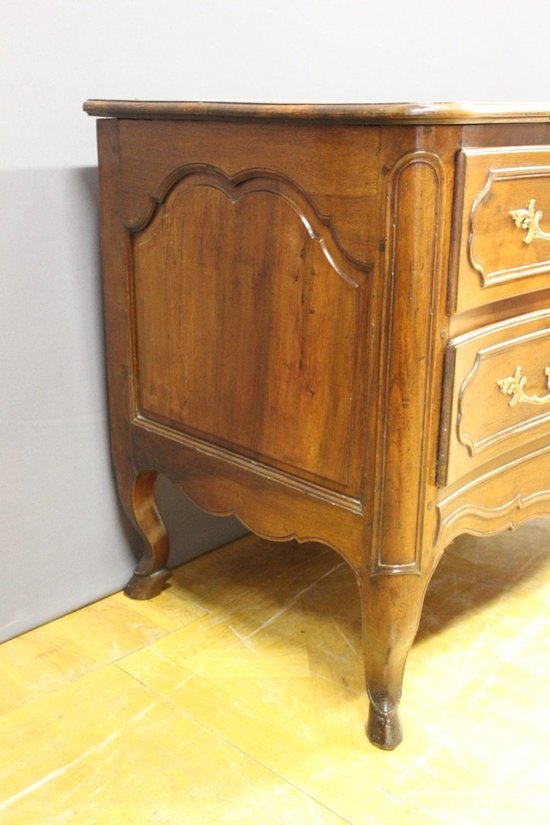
[373, 151, 445, 574]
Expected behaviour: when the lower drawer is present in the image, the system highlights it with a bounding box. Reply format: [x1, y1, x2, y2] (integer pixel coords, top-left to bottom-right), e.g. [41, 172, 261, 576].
[438, 309, 550, 486]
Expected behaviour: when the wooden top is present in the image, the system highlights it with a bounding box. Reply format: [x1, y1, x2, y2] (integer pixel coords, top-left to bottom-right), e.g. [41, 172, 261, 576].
[83, 99, 550, 125]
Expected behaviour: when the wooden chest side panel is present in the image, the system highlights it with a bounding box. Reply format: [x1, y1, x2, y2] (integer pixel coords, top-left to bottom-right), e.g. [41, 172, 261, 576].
[131, 168, 367, 491]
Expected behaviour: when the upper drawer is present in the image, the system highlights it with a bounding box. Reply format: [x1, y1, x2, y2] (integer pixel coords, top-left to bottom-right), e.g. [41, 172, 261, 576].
[451, 147, 550, 313]
[438, 309, 550, 487]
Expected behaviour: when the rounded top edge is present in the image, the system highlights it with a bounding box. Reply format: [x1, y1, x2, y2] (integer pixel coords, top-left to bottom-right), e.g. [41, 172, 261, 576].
[83, 99, 550, 125]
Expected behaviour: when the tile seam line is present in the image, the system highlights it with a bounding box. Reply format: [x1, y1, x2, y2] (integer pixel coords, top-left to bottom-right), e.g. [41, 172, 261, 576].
[0, 619, 198, 717]
[0, 558, 345, 716]
[114, 661, 355, 825]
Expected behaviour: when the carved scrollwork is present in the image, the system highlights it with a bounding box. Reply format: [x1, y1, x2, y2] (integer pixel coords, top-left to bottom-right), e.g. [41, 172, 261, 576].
[510, 199, 550, 244]
[497, 365, 550, 407]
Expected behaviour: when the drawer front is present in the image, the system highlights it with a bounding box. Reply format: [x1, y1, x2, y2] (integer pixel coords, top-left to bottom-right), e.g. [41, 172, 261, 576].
[438, 310, 550, 486]
[452, 147, 550, 312]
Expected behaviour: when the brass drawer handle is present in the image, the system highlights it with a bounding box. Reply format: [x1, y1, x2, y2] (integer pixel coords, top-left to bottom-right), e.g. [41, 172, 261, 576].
[497, 365, 550, 407]
[510, 199, 550, 244]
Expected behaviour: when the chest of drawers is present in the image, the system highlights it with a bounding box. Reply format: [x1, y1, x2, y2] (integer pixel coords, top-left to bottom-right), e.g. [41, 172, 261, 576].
[84, 100, 550, 749]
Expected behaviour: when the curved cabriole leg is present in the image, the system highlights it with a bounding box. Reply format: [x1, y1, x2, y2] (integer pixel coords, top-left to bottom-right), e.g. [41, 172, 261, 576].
[123, 470, 171, 599]
[358, 571, 427, 750]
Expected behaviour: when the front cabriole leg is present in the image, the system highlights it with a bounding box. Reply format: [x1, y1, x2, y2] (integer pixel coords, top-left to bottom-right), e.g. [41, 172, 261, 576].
[123, 470, 171, 599]
[358, 570, 428, 749]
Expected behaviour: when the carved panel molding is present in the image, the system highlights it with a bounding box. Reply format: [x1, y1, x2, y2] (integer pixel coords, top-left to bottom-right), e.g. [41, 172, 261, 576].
[436, 443, 550, 547]
[125, 162, 373, 280]
[128, 165, 369, 493]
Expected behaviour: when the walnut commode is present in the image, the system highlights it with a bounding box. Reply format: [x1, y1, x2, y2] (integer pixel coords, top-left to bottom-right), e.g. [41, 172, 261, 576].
[85, 100, 550, 749]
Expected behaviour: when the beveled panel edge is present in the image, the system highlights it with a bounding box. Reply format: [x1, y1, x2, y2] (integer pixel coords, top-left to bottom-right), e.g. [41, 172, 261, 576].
[84, 99, 550, 124]
[459, 144, 550, 159]
[132, 415, 364, 515]
[438, 489, 550, 549]
[447, 305, 550, 348]
[438, 437, 550, 506]
[131, 425, 365, 569]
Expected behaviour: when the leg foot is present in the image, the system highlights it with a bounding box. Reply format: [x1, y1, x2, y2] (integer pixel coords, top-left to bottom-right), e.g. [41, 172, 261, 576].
[120, 470, 171, 601]
[359, 572, 427, 750]
[124, 568, 171, 600]
[367, 695, 403, 750]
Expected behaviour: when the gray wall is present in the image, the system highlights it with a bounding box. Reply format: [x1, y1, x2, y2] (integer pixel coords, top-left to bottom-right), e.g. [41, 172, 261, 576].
[2, 0, 550, 641]
[1, 165, 247, 642]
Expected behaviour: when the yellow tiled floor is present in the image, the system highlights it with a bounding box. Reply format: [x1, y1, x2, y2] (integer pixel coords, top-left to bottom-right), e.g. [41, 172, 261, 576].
[1, 524, 549, 824]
